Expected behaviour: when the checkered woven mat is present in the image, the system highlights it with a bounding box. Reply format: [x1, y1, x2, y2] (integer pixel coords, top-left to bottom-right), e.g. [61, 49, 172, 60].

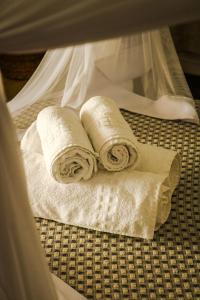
[15, 100, 200, 300]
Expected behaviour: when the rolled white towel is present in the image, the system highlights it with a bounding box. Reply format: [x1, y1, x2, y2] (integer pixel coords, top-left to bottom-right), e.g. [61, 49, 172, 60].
[36, 106, 97, 184]
[80, 96, 139, 171]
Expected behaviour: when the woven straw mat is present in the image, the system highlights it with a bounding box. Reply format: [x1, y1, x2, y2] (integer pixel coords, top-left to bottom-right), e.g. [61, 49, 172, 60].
[15, 100, 200, 300]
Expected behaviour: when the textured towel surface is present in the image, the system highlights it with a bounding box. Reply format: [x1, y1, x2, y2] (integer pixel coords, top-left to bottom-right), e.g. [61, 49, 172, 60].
[21, 120, 180, 239]
[80, 96, 139, 171]
[35, 106, 97, 184]
[15, 99, 200, 300]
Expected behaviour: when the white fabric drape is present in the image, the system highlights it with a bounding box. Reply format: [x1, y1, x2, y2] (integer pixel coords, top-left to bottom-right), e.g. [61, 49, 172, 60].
[0, 0, 200, 53]
[8, 28, 199, 123]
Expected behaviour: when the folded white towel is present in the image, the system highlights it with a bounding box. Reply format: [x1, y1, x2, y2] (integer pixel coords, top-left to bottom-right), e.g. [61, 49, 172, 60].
[35, 106, 97, 184]
[21, 120, 180, 239]
[80, 96, 139, 171]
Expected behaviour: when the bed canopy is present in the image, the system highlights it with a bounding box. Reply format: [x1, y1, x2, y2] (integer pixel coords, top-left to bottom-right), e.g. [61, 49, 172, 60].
[7, 28, 199, 123]
[0, 1, 200, 300]
[1, 0, 199, 123]
[0, 0, 200, 53]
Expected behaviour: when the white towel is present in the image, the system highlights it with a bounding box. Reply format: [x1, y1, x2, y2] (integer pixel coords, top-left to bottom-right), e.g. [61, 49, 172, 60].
[21, 120, 180, 239]
[80, 96, 139, 171]
[35, 106, 97, 184]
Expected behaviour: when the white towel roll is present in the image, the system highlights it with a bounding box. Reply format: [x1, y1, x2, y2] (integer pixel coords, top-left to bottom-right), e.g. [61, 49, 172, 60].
[36, 106, 97, 183]
[80, 96, 139, 171]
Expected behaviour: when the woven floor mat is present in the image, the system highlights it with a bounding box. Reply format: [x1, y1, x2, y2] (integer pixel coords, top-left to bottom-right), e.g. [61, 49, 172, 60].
[15, 101, 200, 300]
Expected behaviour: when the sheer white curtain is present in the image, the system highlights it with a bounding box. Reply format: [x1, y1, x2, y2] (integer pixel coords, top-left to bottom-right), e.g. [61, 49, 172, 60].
[0, 0, 200, 53]
[8, 28, 199, 123]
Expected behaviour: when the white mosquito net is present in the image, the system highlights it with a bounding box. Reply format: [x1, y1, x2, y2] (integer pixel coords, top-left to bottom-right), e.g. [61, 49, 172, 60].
[8, 27, 199, 123]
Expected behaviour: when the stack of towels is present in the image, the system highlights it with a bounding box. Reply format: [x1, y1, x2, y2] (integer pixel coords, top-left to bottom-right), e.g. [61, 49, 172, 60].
[21, 96, 180, 239]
